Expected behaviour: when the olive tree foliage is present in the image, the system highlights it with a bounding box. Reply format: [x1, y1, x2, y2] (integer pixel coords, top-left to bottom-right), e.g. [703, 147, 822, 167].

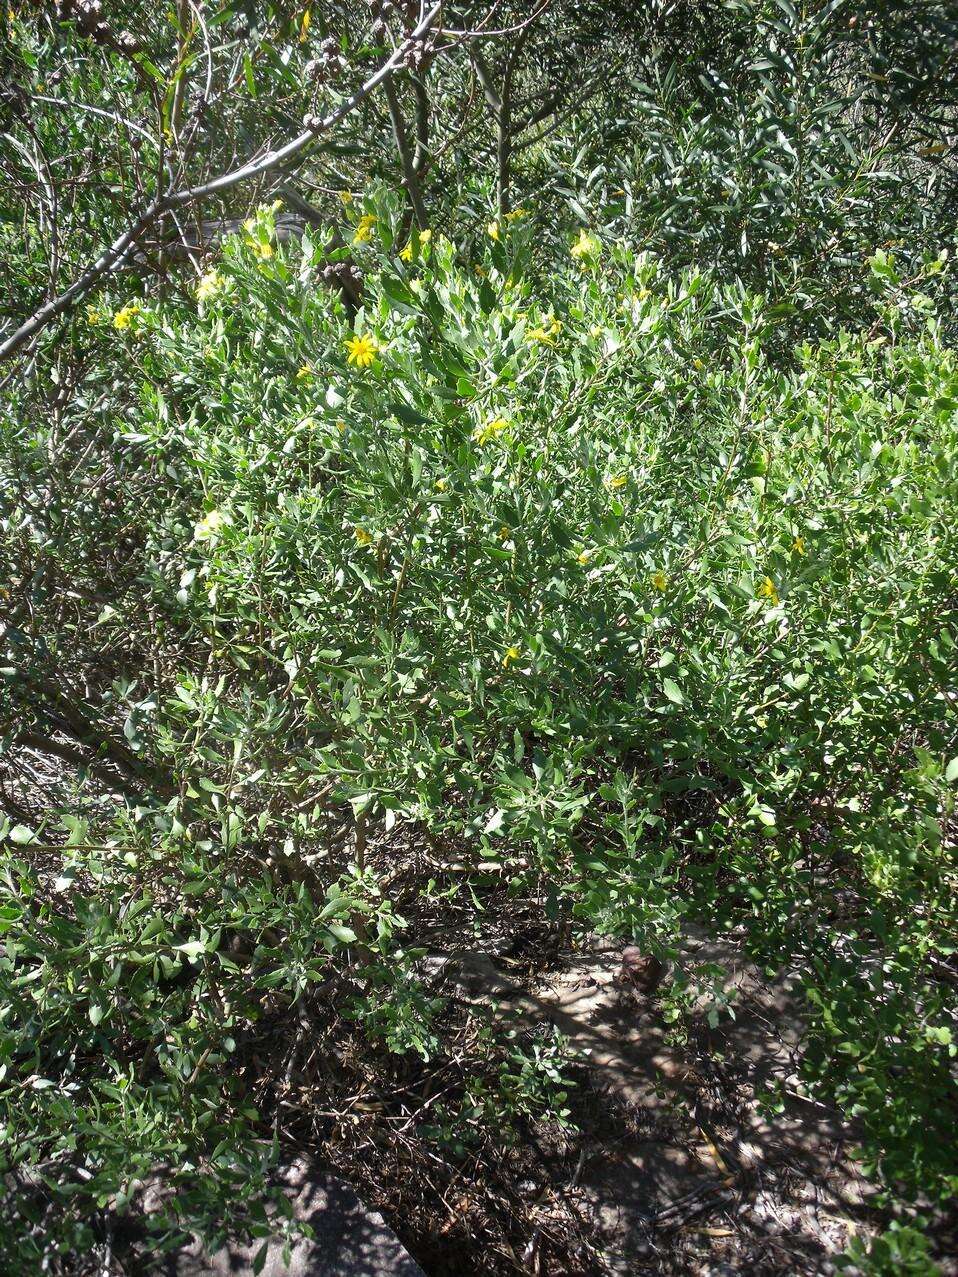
[515, 0, 958, 334]
[1, 0, 642, 351]
[0, 0, 520, 357]
[3, 0, 955, 356]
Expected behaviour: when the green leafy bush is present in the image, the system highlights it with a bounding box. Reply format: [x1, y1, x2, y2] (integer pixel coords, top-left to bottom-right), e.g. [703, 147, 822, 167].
[2, 194, 956, 1261]
[839, 1222, 943, 1276]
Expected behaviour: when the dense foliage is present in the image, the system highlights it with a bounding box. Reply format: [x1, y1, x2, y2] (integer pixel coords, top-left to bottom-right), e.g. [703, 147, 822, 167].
[1, 1, 957, 1273]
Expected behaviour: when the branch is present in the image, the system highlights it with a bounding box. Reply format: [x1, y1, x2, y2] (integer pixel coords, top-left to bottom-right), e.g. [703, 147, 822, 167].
[410, 72, 431, 177]
[515, 75, 602, 136]
[470, 47, 502, 114]
[16, 731, 152, 802]
[515, 81, 605, 153]
[169, 0, 193, 140]
[0, 3, 444, 361]
[383, 75, 429, 227]
[31, 94, 165, 157]
[442, 0, 553, 41]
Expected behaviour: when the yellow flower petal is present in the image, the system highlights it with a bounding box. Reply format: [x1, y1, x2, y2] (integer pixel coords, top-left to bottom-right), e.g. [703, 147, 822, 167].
[345, 334, 379, 368]
[571, 228, 601, 260]
[473, 416, 510, 445]
[758, 576, 780, 605]
[196, 270, 225, 302]
[194, 509, 231, 542]
[112, 303, 141, 331]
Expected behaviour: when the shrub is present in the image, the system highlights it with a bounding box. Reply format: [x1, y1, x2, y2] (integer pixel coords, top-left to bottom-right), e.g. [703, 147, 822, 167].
[1, 194, 956, 1261]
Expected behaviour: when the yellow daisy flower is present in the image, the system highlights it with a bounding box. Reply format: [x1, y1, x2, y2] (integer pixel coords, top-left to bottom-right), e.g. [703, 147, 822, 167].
[758, 576, 780, 605]
[112, 303, 141, 331]
[345, 333, 379, 368]
[196, 270, 225, 303]
[354, 526, 372, 547]
[571, 228, 601, 260]
[473, 417, 509, 445]
[651, 570, 668, 592]
[352, 213, 377, 247]
[501, 645, 522, 668]
[194, 509, 230, 542]
[527, 315, 562, 345]
[792, 536, 805, 555]
[400, 229, 431, 261]
[487, 220, 501, 242]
